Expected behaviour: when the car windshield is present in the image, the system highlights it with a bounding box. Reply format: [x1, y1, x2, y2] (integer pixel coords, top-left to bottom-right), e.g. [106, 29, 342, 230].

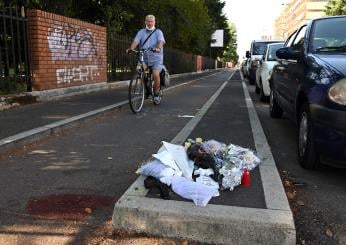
[253, 42, 279, 55]
[311, 17, 346, 53]
[267, 43, 284, 61]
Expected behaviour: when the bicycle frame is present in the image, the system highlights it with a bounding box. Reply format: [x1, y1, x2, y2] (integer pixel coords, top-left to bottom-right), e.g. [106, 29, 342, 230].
[133, 49, 154, 97]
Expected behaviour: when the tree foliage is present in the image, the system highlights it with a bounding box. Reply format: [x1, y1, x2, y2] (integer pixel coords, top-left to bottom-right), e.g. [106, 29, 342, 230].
[325, 0, 346, 15]
[2, 0, 238, 61]
[222, 23, 238, 65]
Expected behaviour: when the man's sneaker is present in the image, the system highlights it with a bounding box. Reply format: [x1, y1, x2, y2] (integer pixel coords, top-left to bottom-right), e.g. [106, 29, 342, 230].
[153, 94, 161, 105]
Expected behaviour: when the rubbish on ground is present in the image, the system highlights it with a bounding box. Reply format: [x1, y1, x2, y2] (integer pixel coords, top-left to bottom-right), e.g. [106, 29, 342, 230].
[171, 176, 219, 207]
[196, 176, 219, 189]
[178, 115, 195, 118]
[136, 160, 175, 180]
[194, 168, 214, 176]
[184, 142, 191, 149]
[196, 137, 203, 143]
[157, 141, 194, 180]
[241, 168, 251, 187]
[138, 139, 261, 206]
[144, 176, 170, 200]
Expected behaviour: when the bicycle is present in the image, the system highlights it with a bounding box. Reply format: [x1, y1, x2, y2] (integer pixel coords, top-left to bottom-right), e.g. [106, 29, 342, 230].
[127, 48, 163, 114]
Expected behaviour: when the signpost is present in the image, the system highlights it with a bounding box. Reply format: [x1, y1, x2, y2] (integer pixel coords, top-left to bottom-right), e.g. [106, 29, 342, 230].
[210, 30, 224, 70]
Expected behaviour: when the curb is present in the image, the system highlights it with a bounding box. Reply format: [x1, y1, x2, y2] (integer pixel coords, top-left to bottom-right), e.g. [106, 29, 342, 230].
[112, 71, 296, 244]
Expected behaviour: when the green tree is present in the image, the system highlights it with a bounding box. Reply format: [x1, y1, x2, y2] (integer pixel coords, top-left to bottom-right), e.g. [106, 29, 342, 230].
[222, 22, 238, 65]
[3, 0, 237, 57]
[325, 0, 346, 15]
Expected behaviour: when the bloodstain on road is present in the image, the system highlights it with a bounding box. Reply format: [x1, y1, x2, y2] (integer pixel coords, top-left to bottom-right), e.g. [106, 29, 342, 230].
[27, 194, 115, 221]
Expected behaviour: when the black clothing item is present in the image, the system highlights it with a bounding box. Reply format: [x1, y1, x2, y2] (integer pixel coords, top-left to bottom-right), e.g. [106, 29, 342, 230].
[144, 176, 170, 200]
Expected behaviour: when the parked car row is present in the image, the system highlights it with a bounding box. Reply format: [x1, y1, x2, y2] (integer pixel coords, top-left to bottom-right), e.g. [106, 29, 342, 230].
[241, 15, 346, 170]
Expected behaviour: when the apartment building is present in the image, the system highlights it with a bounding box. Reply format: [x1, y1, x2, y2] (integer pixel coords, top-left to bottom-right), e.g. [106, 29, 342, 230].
[274, 0, 328, 39]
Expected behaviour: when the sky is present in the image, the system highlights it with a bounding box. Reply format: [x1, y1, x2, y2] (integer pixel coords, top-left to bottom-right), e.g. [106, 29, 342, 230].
[224, 0, 289, 60]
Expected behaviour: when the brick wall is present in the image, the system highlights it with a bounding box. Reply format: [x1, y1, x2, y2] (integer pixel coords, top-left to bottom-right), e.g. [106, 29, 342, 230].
[27, 10, 107, 91]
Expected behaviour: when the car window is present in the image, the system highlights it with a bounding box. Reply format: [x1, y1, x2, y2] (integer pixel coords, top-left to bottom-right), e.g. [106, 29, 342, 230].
[252, 41, 281, 55]
[285, 31, 297, 47]
[311, 17, 346, 53]
[267, 43, 284, 61]
[291, 26, 307, 51]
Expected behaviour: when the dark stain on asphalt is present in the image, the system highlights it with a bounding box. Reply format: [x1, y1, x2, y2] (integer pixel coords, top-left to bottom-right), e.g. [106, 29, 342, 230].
[27, 194, 115, 221]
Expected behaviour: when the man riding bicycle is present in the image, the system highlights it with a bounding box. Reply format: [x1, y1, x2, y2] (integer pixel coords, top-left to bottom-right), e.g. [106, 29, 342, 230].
[128, 15, 165, 104]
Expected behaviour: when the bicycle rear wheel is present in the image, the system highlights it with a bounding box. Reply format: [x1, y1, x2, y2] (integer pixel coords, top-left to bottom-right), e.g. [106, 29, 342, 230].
[128, 75, 145, 113]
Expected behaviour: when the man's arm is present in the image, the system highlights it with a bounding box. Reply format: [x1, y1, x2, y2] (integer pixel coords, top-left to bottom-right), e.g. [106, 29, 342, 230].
[130, 41, 139, 50]
[154, 40, 164, 52]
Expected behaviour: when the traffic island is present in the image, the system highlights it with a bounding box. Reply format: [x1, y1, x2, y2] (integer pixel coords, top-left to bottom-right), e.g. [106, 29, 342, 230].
[112, 71, 296, 244]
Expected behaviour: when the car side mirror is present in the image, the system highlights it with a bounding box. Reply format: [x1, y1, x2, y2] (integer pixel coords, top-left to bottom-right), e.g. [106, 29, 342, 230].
[276, 47, 301, 60]
[245, 51, 250, 58]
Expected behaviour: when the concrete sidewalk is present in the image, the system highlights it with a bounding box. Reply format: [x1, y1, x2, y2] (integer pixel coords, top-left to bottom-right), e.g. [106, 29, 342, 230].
[112, 70, 296, 244]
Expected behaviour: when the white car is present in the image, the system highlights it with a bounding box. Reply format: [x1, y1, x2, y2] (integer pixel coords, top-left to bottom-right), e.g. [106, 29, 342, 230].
[255, 42, 284, 101]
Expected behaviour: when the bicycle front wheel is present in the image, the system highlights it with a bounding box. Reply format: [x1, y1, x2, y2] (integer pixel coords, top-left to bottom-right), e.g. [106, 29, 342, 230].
[128, 75, 145, 113]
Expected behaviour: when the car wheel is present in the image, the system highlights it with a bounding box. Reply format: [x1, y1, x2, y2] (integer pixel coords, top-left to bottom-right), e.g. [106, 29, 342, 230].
[259, 80, 269, 102]
[249, 71, 255, 85]
[297, 103, 320, 169]
[255, 82, 260, 94]
[269, 89, 283, 118]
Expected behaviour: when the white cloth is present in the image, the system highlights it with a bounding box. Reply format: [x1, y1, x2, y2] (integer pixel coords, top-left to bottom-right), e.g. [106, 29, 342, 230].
[171, 176, 219, 207]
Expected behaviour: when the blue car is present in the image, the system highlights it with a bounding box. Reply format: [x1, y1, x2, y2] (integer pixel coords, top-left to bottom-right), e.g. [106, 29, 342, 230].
[270, 16, 346, 169]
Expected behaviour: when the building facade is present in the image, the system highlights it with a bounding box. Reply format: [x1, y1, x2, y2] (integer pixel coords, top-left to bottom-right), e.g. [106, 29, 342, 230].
[274, 0, 328, 39]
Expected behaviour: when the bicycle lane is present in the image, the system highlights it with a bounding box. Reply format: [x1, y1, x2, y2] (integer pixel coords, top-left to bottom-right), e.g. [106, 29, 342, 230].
[0, 71, 219, 141]
[0, 70, 233, 244]
[113, 70, 295, 244]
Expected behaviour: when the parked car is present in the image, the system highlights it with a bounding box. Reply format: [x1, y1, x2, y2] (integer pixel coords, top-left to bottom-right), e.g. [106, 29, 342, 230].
[245, 39, 283, 85]
[270, 16, 346, 169]
[255, 42, 284, 101]
[240, 59, 249, 78]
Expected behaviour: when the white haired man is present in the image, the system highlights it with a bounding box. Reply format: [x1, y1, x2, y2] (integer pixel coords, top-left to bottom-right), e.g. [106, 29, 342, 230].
[128, 15, 166, 103]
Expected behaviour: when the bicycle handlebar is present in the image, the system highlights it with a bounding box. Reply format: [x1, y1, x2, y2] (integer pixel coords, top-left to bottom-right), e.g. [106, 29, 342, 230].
[126, 48, 157, 54]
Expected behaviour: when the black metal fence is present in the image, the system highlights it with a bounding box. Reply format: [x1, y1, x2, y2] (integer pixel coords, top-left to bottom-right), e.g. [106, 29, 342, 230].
[107, 32, 218, 81]
[0, 5, 30, 94]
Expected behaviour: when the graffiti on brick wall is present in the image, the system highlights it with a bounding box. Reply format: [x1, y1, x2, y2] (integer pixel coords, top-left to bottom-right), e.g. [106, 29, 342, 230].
[56, 65, 99, 84]
[47, 23, 101, 62]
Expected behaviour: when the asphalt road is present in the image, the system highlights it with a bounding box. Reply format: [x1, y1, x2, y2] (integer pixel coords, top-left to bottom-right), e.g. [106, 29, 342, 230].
[246, 77, 346, 245]
[1, 69, 269, 244]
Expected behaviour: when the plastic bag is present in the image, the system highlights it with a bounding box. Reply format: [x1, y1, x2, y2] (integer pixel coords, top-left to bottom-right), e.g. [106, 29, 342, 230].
[156, 141, 194, 180]
[171, 176, 219, 207]
[195, 176, 219, 190]
[194, 168, 214, 176]
[137, 160, 175, 179]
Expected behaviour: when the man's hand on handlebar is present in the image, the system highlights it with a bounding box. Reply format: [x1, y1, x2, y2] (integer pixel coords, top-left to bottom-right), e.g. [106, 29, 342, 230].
[126, 48, 136, 54]
[153, 47, 161, 53]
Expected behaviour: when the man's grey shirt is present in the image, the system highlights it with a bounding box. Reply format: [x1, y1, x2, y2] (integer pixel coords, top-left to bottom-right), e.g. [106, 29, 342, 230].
[134, 28, 165, 67]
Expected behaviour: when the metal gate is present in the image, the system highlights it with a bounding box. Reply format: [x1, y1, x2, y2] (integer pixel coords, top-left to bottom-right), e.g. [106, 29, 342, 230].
[0, 5, 30, 94]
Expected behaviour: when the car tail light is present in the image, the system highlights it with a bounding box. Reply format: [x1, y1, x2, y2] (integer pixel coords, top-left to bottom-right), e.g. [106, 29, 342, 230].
[328, 78, 346, 105]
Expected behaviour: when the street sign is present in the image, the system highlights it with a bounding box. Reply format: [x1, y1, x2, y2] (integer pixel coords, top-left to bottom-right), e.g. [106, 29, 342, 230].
[211, 29, 224, 47]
